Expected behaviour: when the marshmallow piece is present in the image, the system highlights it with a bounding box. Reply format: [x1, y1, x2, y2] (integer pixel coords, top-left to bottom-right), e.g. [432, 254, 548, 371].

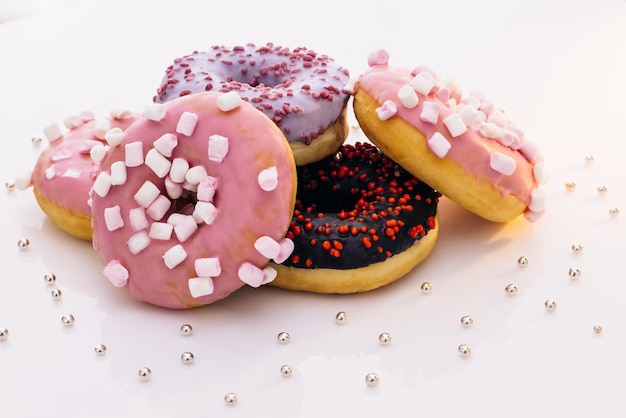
[397, 85, 419, 109]
[153, 133, 178, 157]
[519, 139, 542, 163]
[79, 111, 95, 122]
[62, 169, 80, 178]
[93, 172, 112, 197]
[127, 231, 151, 255]
[258, 166, 278, 191]
[443, 113, 467, 137]
[185, 165, 208, 185]
[262, 267, 277, 285]
[145, 148, 172, 178]
[110, 161, 127, 186]
[441, 77, 462, 102]
[216, 91, 242, 112]
[428, 132, 452, 158]
[208, 135, 229, 162]
[143, 103, 167, 121]
[43, 123, 63, 142]
[367, 49, 389, 66]
[376, 100, 397, 121]
[167, 213, 188, 226]
[193, 201, 217, 225]
[487, 113, 507, 129]
[195, 257, 221, 277]
[197, 176, 218, 202]
[529, 188, 546, 212]
[461, 96, 481, 109]
[165, 176, 184, 199]
[273, 238, 295, 264]
[490, 152, 517, 175]
[63, 114, 84, 129]
[188, 277, 215, 298]
[128, 207, 149, 231]
[149, 222, 174, 240]
[436, 87, 451, 102]
[420, 101, 440, 124]
[134, 181, 161, 208]
[479, 122, 502, 139]
[174, 215, 198, 242]
[125, 142, 144, 167]
[78, 139, 102, 154]
[104, 205, 124, 231]
[524, 209, 545, 223]
[176, 111, 199, 136]
[146, 195, 171, 220]
[94, 118, 111, 140]
[411, 65, 437, 77]
[533, 163, 549, 184]
[343, 77, 357, 95]
[163, 244, 187, 269]
[238, 262, 265, 287]
[51, 149, 71, 162]
[169, 157, 190, 183]
[103, 260, 129, 288]
[13, 171, 32, 191]
[45, 166, 55, 179]
[110, 108, 133, 120]
[90, 143, 108, 163]
[254, 236, 281, 259]
[458, 105, 486, 127]
[409, 73, 435, 95]
[104, 127, 125, 147]
[479, 99, 496, 115]
[182, 181, 198, 193]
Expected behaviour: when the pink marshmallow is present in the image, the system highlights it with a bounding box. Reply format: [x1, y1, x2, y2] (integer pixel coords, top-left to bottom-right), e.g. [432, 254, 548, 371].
[174, 215, 198, 242]
[254, 236, 281, 259]
[490, 151, 517, 175]
[104, 205, 124, 231]
[273, 238, 295, 264]
[428, 132, 452, 158]
[125, 141, 144, 167]
[197, 176, 218, 202]
[208, 135, 229, 162]
[262, 267, 277, 285]
[102, 260, 129, 288]
[176, 111, 198, 136]
[146, 195, 171, 221]
[238, 262, 264, 287]
[153, 133, 178, 157]
[193, 201, 217, 225]
[376, 100, 397, 121]
[420, 101, 440, 124]
[367, 49, 389, 67]
[194, 257, 221, 277]
[128, 207, 149, 231]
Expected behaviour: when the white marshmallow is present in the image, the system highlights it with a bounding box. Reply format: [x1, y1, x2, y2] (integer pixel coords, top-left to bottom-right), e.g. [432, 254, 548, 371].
[104, 127, 125, 147]
[163, 244, 187, 269]
[134, 181, 161, 208]
[143, 103, 167, 121]
[165, 176, 184, 199]
[188, 277, 215, 298]
[110, 161, 127, 185]
[254, 236, 281, 259]
[90, 143, 108, 163]
[149, 222, 174, 240]
[92, 172, 112, 197]
[195, 257, 221, 277]
[153, 133, 178, 157]
[127, 231, 151, 255]
[533, 163, 549, 184]
[427, 132, 452, 158]
[193, 201, 217, 225]
[43, 123, 63, 142]
[185, 165, 208, 185]
[443, 113, 467, 137]
[216, 91, 242, 112]
[258, 166, 278, 191]
[409, 73, 435, 95]
[489, 152, 517, 175]
[238, 262, 264, 287]
[145, 148, 172, 178]
[529, 188, 546, 212]
[169, 158, 189, 183]
[176, 111, 199, 136]
[125, 142, 144, 167]
[397, 85, 419, 109]
[102, 260, 129, 288]
[104, 205, 124, 231]
[93, 118, 111, 140]
[208, 135, 229, 162]
[420, 101, 440, 124]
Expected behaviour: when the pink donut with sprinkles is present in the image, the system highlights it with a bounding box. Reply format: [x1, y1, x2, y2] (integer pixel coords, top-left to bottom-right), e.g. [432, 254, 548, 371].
[90, 91, 297, 309]
[28, 110, 139, 240]
[154, 43, 351, 166]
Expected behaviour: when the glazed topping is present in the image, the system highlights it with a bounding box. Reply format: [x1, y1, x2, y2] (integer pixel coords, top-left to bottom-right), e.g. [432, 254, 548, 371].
[282, 142, 439, 270]
[154, 43, 351, 145]
[357, 50, 547, 219]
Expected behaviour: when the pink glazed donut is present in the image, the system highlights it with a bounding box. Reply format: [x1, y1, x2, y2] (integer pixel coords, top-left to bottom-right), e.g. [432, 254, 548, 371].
[154, 43, 351, 165]
[29, 110, 138, 240]
[90, 91, 297, 309]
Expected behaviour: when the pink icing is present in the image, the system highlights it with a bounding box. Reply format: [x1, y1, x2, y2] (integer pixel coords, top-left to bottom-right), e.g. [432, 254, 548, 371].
[31, 113, 138, 217]
[356, 60, 544, 214]
[91, 92, 296, 309]
[154, 43, 351, 145]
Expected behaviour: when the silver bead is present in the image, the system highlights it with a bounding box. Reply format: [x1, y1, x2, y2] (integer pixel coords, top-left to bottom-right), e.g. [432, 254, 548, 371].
[180, 324, 193, 336]
[571, 243, 584, 253]
[43, 273, 57, 284]
[568, 267, 582, 279]
[504, 283, 519, 295]
[458, 344, 472, 357]
[365, 372, 380, 386]
[5, 181, 15, 191]
[61, 314, 75, 326]
[609, 208, 620, 217]
[51, 288, 62, 300]
[378, 332, 392, 345]
[420, 281, 433, 294]
[593, 325, 603, 334]
[224, 392, 238, 405]
[335, 311, 348, 324]
[181, 351, 194, 364]
[138, 367, 151, 380]
[460, 315, 474, 328]
[565, 181, 577, 191]
[585, 154, 596, 163]
[333, 151, 343, 162]
[0, 328, 8, 340]
[280, 364, 293, 377]
[544, 299, 558, 311]
[597, 185, 608, 194]
[517, 256, 529, 268]
[94, 344, 107, 355]
[17, 238, 30, 249]
[31, 136, 43, 145]
[277, 331, 290, 344]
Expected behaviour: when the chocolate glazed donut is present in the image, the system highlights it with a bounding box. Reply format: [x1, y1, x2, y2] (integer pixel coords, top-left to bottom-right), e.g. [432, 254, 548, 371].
[270, 142, 440, 294]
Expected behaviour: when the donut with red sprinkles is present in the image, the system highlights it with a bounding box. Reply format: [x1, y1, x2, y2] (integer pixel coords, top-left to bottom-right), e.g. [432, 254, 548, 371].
[270, 142, 440, 294]
[153, 43, 351, 166]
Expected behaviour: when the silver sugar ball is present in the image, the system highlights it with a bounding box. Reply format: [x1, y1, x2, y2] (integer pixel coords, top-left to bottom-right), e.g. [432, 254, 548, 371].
[378, 332, 392, 345]
[94, 344, 107, 355]
[585, 154, 596, 163]
[61, 314, 75, 326]
[458, 344, 472, 357]
[568, 267, 582, 279]
[593, 325, 603, 334]
[597, 185, 608, 194]
[138, 367, 152, 381]
[224, 392, 238, 405]
[51, 288, 62, 300]
[460, 315, 474, 328]
[365, 372, 380, 386]
[565, 181, 577, 191]
[335, 311, 348, 324]
[277, 331, 291, 344]
[504, 283, 519, 295]
[571, 243, 584, 253]
[180, 324, 193, 336]
[0, 328, 8, 340]
[181, 351, 194, 364]
[280, 365, 293, 377]
[544, 299, 558, 311]
[5, 181, 15, 191]
[333, 151, 343, 162]
[609, 208, 620, 217]
[31, 136, 43, 145]
[420, 281, 433, 294]
[43, 273, 57, 284]
[17, 238, 30, 249]
[517, 256, 529, 268]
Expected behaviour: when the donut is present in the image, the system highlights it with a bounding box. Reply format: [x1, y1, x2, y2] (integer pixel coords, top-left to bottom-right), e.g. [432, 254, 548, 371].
[270, 142, 440, 294]
[154, 43, 351, 166]
[90, 91, 297, 309]
[352, 50, 548, 223]
[29, 110, 139, 240]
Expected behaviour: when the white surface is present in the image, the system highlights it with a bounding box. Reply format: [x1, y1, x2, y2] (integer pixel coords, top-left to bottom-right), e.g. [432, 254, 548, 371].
[1, 0, 626, 416]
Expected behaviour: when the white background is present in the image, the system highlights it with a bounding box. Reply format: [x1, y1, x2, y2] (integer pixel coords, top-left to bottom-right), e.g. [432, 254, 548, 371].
[1, 0, 626, 416]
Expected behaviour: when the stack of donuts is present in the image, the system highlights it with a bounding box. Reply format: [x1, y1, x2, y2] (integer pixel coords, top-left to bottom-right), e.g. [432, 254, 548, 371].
[19, 43, 546, 309]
